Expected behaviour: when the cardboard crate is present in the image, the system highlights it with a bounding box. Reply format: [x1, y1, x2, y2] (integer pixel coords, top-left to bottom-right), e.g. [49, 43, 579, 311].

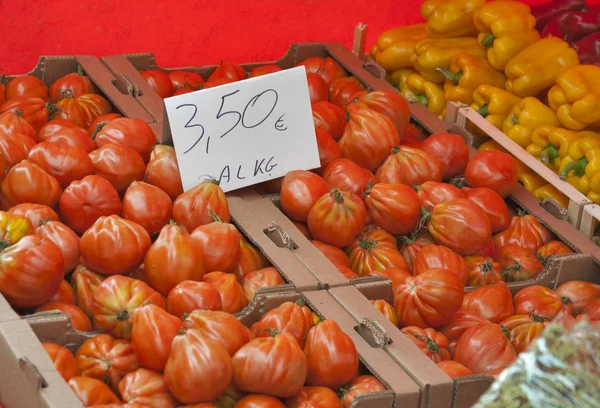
[99, 42, 451, 144]
[8, 55, 157, 135]
[4, 290, 423, 408]
[579, 204, 600, 247]
[445, 101, 591, 228]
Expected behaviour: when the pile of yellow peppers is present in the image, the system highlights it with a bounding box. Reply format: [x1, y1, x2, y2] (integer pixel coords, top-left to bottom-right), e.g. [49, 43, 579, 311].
[372, 0, 600, 207]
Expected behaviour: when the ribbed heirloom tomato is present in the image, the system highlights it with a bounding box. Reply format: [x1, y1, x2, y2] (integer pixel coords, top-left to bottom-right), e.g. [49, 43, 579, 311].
[203, 271, 248, 314]
[307, 73, 329, 103]
[89, 143, 146, 194]
[28, 141, 94, 188]
[172, 180, 230, 232]
[0, 160, 62, 210]
[413, 244, 468, 284]
[250, 64, 283, 77]
[5, 76, 48, 100]
[346, 227, 409, 276]
[497, 243, 544, 282]
[71, 265, 105, 320]
[88, 113, 122, 135]
[416, 181, 465, 210]
[167, 280, 222, 317]
[251, 300, 315, 348]
[370, 268, 412, 293]
[46, 127, 97, 153]
[0, 131, 35, 167]
[556, 280, 600, 314]
[42, 343, 80, 381]
[119, 368, 178, 408]
[421, 133, 470, 179]
[339, 107, 400, 172]
[311, 240, 350, 267]
[398, 233, 437, 271]
[168, 70, 205, 91]
[48, 279, 76, 304]
[371, 299, 399, 326]
[0, 96, 50, 132]
[464, 255, 502, 287]
[144, 223, 205, 296]
[0, 111, 37, 141]
[307, 189, 367, 248]
[376, 146, 443, 186]
[440, 311, 490, 353]
[537, 241, 573, 260]
[242, 267, 286, 302]
[208, 61, 247, 82]
[465, 151, 519, 198]
[462, 187, 510, 233]
[233, 236, 271, 282]
[500, 314, 547, 353]
[341, 375, 387, 407]
[321, 158, 375, 197]
[49, 71, 97, 102]
[312, 101, 346, 141]
[350, 90, 410, 136]
[401, 326, 451, 362]
[54, 93, 112, 129]
[36, 302, 92, 331]
[95, 118, 156, 162]
[329, 76, 366, 106]
[286, 386, 343, 408]
[514, 285, 572, 319]
[237, 395, 285, 408]
[453, 323, 517, 374]
[144, 145, 183, 200]
[8, 203, 58, 227]
[140, 70, 174, 98]
[493, 213, 553, 253]
[122, 181, 172, 236]
[184, 310, 254, 356]
[37, 119, 84, 142]
[364, 183, 421, 236]
[296, 56, 347, 85]
[460, 281, 515, 323]
[68, 376, 120, 406]
[280, 170, 330, 223]
[437, 361, 473, 378]
[314, 129, 342, 174]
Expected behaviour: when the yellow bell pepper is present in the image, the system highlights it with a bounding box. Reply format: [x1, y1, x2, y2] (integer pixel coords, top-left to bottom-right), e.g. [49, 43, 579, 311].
[478, 140, 507, 153]
[558, 137, 600, 195]
[525, 125, 580, 171]
[505, 37, 580, 98]
[502, 97, 561, 148]
[411, 38, 486, 83]
[471, 85, 522, 129]
[561, 136, 600, 171]
[371, 24, 429, 71]
[439, 53, 506, 105]
[578, 130, 600, 139]
[534, 184, 570, 209]
[421, 0, 486, 38]
[387, 68, 418, 89]
[473, 1, 540, 71]
[547, 65, 600, 131]
[400, 73, 446, 116]
[559, 147, 600, 203]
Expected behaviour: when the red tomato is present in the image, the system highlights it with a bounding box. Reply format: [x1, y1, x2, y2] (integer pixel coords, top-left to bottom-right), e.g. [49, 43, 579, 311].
[92, 275, 165, 340]
[428, 199, 492, 256]
[556, 280, 600, 315]
[464, 255, 502, 287]
[251, 300, 315, 348]
[68, 376, 120, 406]
[286, 387, 342, 408]
[42, 343, 81, 381]
[422, 133, 470, 179]
[95, 118, 156, 162]
[365, 183, 421, 236]
[191, 218, 241, 273]
[49, 72, 96, 103]
[346, 227, 408, 276]
[203, 271, 248, 314]
[168, 70, 205, 91]
[465, 151, 519, 198]
[8, 203, 57, 228]
[36, 302, 92, 331]
[88, 113, 122, 135]
[59, 175, 121, 234]
[0, 160, 62, 210]
[81, 215, 151, 276]
[401, 326, 451, 362]
[54, 93, 112, 129]
[167, 281, 222, 317]
[119, 368, 179, 408]
[398, 233, 437, 271]
[352, 90, 410, 138]
[140, 70, 174, 98]
[322, 158, 375, 197]
[46, 127, 96, 153]
[500, 314, 546, 353]
[437, 361, 473, 378]
[71, 265, 105, 320]
[580, 299, 600, 321]
[494, 214, 553, 254]
[461, 187, 510, 233]
[172, 180, 230, 232]
[37, 220, 80, 274]
[131, 304, 183, 372]
[329, 76, 366, 107]
[293, 220, 312, 240]
[38, 118, 85, 141]
[497, 243, 544, 281]
[121, 181, 172, 236]
[208, 61, 247, 82]
[306, 73, 329, 103]
[144, 223, 204, 295]
[311, 240, 350, 267]
[369, 268, 412, 293]
[341, 375, 386, 408]
[280, 170, 329, 223]
[453, 323, 517, 374]
[144, 145, 183, 200]
[417, 181, 465, 210]
[89, 143, 145, 194]
[303, 320, 357, 388]
[515, 285, 574, 320]
[0, 131, 35, 168]
[460, 281, 515, 323]
[337, 265, 359, 279]
[5, 76, 48, 101]
[307, 189, 367, 248]
[413, 244, 468, 284]
[242, 267, 286, 302]
[0, 111, 37, 141]
[537, 241, 573, 261]
[0, 96, 49, 132]
[184, 309, 254, 356]
[28, 141, 94, 188]
[439, 311, 490, 353]
[233, 236, 271, 282]
[75, 333, 139, 391]
[0, 233, 63, 308]
[370, 299, 399, 326]
[296, 56, 347, 85]
[249, 65, 283, 77]
[376, 146, 443, 186]
[312, 101, 346, 141]
[47, 279, 76, 304]
[339, 107, 400, 172]
[314, 129, 342, 175]
[477, 238, 498, 259]
[394, 268, 464, 328]
[165, 329, 233, 404]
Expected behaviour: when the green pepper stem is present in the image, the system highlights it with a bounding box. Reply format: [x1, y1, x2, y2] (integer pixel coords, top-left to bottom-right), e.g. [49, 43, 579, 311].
[412, 94, 429, 107]
[476, 104, 489, 117]
[436, 68, 463, 85]
[540, 144, 559, 165]
[511, 113, 519, 125]
[559, 156, 588, 179]
[481, 33, 495, 48]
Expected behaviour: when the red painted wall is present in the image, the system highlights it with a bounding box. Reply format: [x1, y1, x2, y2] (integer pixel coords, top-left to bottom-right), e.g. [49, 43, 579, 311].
[0, 0, 574, 74]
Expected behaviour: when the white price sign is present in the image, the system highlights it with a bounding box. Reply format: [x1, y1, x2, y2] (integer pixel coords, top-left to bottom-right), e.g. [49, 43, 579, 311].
[164, 66, 320, 192]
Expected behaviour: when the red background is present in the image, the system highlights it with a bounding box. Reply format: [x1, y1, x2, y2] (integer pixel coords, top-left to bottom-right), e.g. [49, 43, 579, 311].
[0, 0, 559, 74]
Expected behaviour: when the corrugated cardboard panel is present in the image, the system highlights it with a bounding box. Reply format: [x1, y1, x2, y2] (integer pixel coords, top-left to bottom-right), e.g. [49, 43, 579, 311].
[0, 294, 19, 324]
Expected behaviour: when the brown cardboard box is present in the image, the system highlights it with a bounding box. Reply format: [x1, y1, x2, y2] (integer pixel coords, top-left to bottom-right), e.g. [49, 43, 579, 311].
[0, 294, 19, 324]
[100, 43, 451, 144]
